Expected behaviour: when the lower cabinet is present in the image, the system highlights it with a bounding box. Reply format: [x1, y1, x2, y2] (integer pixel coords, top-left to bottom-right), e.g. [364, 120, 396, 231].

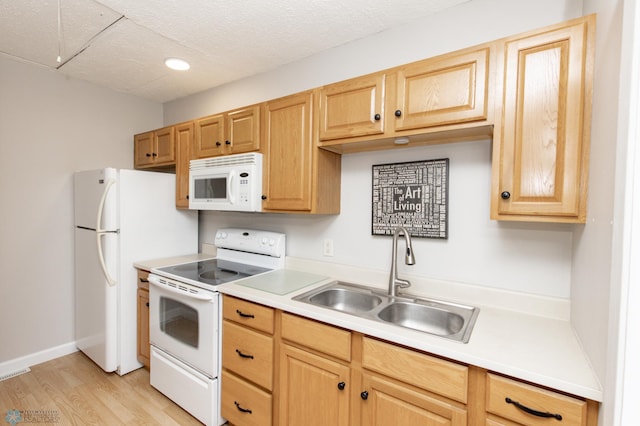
[220, 296, 275, 426]
[360, 373, 467, 425]
[279, 344, 350, 426]
[136, 269, 150, 369]
[218, 296, 599, 425]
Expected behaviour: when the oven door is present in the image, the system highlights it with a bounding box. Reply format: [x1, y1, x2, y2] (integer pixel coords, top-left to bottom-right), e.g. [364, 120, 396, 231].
[148, 274, 219, 378]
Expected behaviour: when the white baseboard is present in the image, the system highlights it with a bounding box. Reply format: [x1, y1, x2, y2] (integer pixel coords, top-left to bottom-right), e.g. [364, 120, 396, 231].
[0, 342, 78, 379]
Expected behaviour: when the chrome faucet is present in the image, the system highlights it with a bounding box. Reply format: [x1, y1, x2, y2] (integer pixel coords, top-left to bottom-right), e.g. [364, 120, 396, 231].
[388, 226, 416, 297]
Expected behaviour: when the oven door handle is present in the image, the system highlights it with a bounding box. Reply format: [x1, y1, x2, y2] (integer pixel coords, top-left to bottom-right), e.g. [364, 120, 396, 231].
[148, 276, 215, 301]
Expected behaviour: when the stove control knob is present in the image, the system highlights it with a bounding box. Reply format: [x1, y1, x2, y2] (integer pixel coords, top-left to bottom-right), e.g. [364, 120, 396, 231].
[269, 239, 275, 246]
[261, 237, 268, 245]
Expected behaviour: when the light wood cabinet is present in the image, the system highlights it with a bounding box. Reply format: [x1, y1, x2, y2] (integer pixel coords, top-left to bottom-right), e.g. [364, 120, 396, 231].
[221, 296, 275, 426]
[318, 72, 387, 141]
[134, 126, 176, 168]
[262, 91, 341, 213]
[193, 105, 260, 158]
[360, 337, 468, 426]
[174, 122, 193, 209]
[491, 15, 595, 223]
[317, 46, 492, 154]
[360, 373, 467, 426]
[218, 297, 599, 425]
[484, 373, 598, 425]
[279, 343, 351, 426]
[136, 269, 150, 369]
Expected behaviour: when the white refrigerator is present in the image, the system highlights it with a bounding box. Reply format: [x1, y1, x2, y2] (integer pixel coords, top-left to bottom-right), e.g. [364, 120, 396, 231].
[74, 168, 198, 375]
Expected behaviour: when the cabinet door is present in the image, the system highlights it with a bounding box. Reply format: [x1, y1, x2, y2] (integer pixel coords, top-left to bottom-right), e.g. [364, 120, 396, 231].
[134, 131, 154, 167]
[227, 106, 261, 154]
[394, 48, 489, 131]
[175, 122, 193, 209]
[194, 114, 226, 158]
[136, 287, 150, 368]
[492, 16, 594, 222]
[360, 373, 467, 426]
[154, 126, 176, 164]
[279, 344, 350, 426]
[262, 92, 314, 211]
[318, 73, 386, 141]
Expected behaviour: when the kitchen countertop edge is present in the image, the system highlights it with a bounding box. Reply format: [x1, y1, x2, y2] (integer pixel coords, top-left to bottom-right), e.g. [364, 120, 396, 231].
[217, 270, 603, 403]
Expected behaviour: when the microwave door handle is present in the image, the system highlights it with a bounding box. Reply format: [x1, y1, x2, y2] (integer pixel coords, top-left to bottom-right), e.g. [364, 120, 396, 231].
[227, 170, 236, 204]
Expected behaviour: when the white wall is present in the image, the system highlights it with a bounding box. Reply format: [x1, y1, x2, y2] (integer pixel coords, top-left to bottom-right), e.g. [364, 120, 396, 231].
[165, 0, 583, 299]
[0, 56, 163, 363]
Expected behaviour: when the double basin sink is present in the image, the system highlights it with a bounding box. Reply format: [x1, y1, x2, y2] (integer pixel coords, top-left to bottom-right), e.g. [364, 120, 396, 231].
[293, 281, 479, 343]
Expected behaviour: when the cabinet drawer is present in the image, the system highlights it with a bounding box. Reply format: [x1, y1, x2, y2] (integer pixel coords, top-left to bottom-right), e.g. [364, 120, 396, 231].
[281, 312, 351, 362]
[137, 269, 150, 290]
[362, 337, 468, 403]
[223, 295, 274, 334]
[221, 370, 272, 426]
[222, 320, 274, 390]
[486, 374, 587, 425]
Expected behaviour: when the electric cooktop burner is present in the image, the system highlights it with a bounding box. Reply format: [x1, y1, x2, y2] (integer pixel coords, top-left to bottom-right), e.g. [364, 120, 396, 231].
[155, 258, 271, 287]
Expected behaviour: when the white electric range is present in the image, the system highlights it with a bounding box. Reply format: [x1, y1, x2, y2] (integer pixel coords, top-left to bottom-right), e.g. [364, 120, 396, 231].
[147, 228, 285, 426]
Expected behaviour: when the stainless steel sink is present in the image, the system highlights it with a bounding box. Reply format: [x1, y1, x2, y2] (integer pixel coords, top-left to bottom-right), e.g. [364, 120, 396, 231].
[309, 288, 383, 314]
[292, 281, 479, 343]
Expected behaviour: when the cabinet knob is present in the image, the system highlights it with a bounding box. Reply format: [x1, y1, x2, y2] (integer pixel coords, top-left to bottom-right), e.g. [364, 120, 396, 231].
[360, 390, 369, 400]
[337, 382, 346, 391]
[394, 110, 402, 117]
[216, 141, 221, 147]
[145, 302, 149, 307]
[374, 113, 381, 121]
[501, 191, 511, 200]
[261, 195, 267, 200]
[145, 153, 151, 157]
[225, 140, 231, 145]
[152, 153, 157, 157]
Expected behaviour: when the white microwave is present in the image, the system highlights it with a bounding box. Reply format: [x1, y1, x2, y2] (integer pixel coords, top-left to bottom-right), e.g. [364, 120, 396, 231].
[189, 152, 263, 211]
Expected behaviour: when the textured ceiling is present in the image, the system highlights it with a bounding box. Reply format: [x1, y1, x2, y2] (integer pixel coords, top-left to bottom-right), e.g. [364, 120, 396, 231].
[0, 0, 469, 103]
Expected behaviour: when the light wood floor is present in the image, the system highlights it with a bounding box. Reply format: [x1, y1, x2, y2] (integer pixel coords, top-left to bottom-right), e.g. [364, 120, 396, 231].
[0, 351, 204, 425]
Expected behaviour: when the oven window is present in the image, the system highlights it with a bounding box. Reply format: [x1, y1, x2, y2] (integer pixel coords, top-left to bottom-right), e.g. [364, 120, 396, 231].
[159, 297, 199, 348]
[194, 177, 227, 200]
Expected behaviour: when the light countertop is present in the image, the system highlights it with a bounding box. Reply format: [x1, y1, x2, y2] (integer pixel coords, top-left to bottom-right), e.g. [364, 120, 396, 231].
[135, 254, 602, 402]
[217, 264, 603, 402]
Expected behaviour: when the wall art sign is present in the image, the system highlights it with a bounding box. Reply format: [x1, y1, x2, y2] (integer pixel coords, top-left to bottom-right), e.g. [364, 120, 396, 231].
[372, 158, 449, 239]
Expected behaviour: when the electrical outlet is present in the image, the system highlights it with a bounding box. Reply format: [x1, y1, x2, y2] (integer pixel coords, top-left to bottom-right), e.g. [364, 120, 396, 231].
[323, 238, 334, 257]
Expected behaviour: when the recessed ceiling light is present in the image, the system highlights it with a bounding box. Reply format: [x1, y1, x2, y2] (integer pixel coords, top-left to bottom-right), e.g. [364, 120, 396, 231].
[165, 58, 190, 71]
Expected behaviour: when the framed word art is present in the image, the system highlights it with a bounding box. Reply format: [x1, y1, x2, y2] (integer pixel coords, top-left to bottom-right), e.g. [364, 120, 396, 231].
[372, 158, 449, 239]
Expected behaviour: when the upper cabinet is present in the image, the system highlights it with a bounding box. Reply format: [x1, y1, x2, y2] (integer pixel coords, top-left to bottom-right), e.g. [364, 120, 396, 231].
[133, 15, 595, 222]
[262, 91, 341, 214]
[317, 46, 493, 153]
[174, 122, 194, 209]
[491, 15, 595, 223]
[393, 48, 489, 131]
[193, 105, 261, 158]
[134, 126, 176, 168]
[318, 72, 387, 141]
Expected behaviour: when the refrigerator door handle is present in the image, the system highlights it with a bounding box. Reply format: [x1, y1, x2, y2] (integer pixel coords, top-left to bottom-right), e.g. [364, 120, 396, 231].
[97, 231, 117, 287]
[96, 178, 117, 287]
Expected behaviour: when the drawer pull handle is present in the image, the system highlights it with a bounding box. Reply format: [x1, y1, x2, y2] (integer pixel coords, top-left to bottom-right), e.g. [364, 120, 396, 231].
[139, 278, 149, 283]
[236, 309, 255, 318]
[236, 349, 254, 359]
[234, 401, 252, 414]
[505, 397, 562, 421]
